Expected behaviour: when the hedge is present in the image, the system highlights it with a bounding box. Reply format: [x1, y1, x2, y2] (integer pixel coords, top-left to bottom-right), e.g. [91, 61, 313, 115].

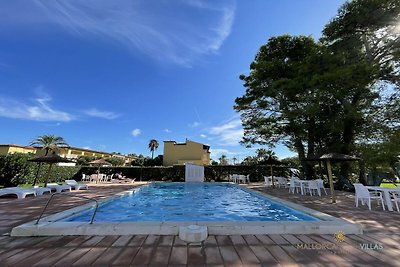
[0, 153, 291, 186]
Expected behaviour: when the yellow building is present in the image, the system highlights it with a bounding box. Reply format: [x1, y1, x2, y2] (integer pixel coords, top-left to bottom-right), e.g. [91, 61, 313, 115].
[0, 144, 135, 166]
[163, 139, 210, 166]
[0, 144, 37, 155]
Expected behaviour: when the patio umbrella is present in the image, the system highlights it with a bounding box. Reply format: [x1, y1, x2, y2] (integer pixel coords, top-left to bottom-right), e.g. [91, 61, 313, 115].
[89, 159, 111, 174]
[307, 153, 360, 203]
[29, 154, 74, 187]
[262, 156, 283, 188]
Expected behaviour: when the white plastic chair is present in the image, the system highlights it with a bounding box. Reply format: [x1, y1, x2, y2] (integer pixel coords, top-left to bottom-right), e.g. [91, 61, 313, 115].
[264, 176, 272, 187]
[277, 177, 288, 188]
[391, 192, 400, 213]
[315, 179, 327, 195]
[354, 183, 385, 210]
[303, 180, 321, 196]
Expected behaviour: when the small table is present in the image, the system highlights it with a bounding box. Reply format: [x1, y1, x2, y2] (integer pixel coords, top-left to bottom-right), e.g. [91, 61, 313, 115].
[366, 186, 400, 211]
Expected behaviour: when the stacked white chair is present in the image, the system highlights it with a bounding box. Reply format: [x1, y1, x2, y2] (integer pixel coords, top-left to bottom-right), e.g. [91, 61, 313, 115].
[354, 183, 385, 211]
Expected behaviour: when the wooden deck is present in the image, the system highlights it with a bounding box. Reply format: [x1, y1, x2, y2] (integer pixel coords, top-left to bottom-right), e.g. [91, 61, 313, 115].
[0, 182, 399, 266]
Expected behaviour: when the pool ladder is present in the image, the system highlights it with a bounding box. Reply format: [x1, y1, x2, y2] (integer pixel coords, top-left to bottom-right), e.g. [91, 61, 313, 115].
[35, 193, 99, 225]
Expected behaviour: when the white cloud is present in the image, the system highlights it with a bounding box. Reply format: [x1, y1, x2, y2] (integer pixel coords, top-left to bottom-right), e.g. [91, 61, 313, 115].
[131, 128, 141, 137]
[84, 108, 120, 120]
[188, 121, 201, 128]
[28, 0, 236, 66]
[0, 95, 74, 122]
[208, 118, 243, 146]
[164, 129, 172, 133]
[200, 134, 207, 138]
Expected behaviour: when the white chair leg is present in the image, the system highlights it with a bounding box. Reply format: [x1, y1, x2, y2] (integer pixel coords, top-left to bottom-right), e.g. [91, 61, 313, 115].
[368, 199, 371, 210]
[356, 197, 359, 207]
[380, 196, 385, 211]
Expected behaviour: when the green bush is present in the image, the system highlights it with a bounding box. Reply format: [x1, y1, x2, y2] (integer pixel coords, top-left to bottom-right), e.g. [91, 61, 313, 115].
[0, 153, 36, 186]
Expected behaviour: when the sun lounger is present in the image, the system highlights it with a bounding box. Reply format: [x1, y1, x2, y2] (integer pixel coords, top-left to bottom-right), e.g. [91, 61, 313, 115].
[46, 183, 72, 193]
[33, 187, 51, 196]
[0, 187, 37, 199]
[65, 180, 89, 190]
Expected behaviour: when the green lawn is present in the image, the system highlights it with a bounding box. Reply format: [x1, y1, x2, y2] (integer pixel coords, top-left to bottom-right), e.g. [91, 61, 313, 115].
[380, 182, 398, 188]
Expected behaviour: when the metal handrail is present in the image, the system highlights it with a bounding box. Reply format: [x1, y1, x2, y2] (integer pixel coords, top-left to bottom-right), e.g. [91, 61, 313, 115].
[35, 193, 99, 225]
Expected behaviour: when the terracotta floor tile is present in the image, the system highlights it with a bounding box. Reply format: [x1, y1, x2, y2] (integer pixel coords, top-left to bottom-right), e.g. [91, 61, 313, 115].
[169, 247, 187, 265]
[111, 246, 139, 266]
[255, 235, 275, 245]
[187, 246, 205, 265]
[144, 235, 160, 246]
[96, 235, 120, 247]
[32, 247, 75, 266]
[52, 247, 91, 266]
[92, 247, 123, 265]
[243, 235, 262, 245]
[235, 245, 260, 265]
[203, 235, 218, 246]
[219, 246, 241, 265]
[150, 245, 171, 265]
[230, 235, 247, 245]
[129, 235, 148, 246]
[204, 246, 223, 265]
[72, 247, 108, 266]
[131, 246, 154, 265]
[216, 235, 233, 246]
[249, 245, 278, 264]
[111, 235, 133, 247]
[1, 248, 42, 266]
[159, 235, 174, 246]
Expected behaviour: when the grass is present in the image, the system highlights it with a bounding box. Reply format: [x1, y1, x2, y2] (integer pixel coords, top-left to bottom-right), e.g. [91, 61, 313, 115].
[380, 182, 398, 188]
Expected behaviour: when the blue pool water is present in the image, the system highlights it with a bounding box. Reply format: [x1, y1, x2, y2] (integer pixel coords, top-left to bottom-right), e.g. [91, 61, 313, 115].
[65, 183, 319, 222]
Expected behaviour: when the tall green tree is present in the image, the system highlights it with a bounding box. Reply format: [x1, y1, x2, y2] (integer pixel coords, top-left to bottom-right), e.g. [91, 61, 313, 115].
[148, 139, 159, 159]
[30, 135, 69, 155]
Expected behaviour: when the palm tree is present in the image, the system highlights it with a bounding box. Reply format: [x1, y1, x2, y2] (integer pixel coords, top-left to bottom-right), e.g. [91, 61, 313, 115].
[148, 139, 159, 159]
[232, 157, 238, 165]
[30, 135, 69, 186]
[219, 154, 228, 165]
[30, 135, 69, 155]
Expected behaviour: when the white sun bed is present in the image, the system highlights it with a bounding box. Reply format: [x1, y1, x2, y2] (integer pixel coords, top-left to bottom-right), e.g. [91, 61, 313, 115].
[65, 180, 88, 190]
[46, 183, 72, 193]
[32, 187, 52, 196]
[0, 187, 37, 199]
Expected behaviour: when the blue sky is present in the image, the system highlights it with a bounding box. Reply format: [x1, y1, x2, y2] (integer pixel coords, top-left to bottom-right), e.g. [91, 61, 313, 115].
[0, 0, 347, 162]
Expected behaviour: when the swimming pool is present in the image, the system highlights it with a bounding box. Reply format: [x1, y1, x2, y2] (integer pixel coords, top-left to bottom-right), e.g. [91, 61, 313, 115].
[11, 182, 363, 236]
[65, 183, 318, 222]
